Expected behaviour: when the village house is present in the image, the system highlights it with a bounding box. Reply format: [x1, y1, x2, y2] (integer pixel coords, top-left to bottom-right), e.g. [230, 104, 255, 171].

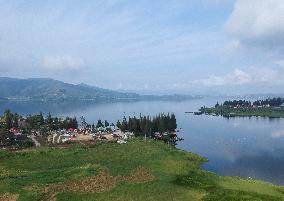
[9, 128, 23, 136]
[18, 118, 28, 127]
[47, 123, 134, 145]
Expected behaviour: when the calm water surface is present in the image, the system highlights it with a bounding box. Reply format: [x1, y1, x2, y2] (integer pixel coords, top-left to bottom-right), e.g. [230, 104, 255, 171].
[1, 98, 284, 185]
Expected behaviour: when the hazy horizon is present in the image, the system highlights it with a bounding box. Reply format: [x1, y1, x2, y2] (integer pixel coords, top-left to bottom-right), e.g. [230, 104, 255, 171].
[0, 0, 283, 95]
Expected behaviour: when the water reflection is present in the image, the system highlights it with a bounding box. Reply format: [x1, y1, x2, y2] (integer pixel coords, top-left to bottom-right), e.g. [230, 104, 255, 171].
[0, 100, 137, 116]
[271, 130, 284, 138]
[205, 148, 284, 185]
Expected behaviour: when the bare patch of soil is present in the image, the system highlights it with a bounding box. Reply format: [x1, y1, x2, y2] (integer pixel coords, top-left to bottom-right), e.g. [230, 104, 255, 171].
[0, 193, 19, 201]
[122, 166, 156, 184]
[43, 166, 155, 201]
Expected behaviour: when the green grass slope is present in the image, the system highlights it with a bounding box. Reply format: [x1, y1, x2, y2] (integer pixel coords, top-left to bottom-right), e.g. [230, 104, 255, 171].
[0, 139, 284, 201]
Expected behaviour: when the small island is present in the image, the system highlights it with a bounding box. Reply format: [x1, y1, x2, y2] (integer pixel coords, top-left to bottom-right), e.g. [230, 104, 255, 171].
[198, 97, 284, 118]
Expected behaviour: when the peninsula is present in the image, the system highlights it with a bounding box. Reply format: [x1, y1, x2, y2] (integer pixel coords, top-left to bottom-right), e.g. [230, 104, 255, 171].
[198, 97, 284, 118]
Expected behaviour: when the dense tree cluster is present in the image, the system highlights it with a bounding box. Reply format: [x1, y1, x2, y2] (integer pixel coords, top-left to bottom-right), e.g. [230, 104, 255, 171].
[87, 120, 114, 132]
[1, 110, 180, 148]
[0, 110, 78, 148]
[0, 110, 32, 148]
[116, 113, 177, 137]
[216, 97, 284, 108]
[45, 114, 78, 131]
[253, 97, 284, 107]
[221, 100, 252, 108]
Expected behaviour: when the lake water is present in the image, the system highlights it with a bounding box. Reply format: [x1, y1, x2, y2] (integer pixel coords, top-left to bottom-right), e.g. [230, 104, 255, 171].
[1, 98, 284, 185]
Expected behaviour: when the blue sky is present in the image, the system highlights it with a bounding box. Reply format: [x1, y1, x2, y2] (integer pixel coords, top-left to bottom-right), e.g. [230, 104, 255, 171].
[0, 0, 284, 95]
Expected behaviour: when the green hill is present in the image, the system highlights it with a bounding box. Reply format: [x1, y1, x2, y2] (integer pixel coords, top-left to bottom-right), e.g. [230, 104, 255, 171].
[0, 77, 196, 101]
[0, 139, 283, 201]
[0, 77, 139, 101]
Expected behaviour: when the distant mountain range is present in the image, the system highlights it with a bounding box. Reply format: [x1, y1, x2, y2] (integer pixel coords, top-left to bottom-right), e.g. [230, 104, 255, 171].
[0, 77, 197, 101]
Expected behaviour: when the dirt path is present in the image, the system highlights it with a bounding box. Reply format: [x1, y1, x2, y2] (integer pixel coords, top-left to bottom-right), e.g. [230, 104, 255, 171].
[30, 135, 41, 147]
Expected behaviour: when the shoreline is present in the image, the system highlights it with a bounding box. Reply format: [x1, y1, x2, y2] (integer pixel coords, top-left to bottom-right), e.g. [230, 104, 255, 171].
[3, 138, 284, 187]
[1, 139, 284, 200]
[198, 106, 284, 118]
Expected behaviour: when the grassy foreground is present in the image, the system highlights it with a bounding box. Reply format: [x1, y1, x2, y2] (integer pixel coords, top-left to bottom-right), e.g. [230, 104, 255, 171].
[1, 139, 284, 201]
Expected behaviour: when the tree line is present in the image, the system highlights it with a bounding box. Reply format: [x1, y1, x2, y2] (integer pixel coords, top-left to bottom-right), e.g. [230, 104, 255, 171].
[0, 110, 179, 148]
[216, 97, 284, 108]
[116, 113, 177, 137]
[0, 110, 78, 148]
[1, 110, 78, 131]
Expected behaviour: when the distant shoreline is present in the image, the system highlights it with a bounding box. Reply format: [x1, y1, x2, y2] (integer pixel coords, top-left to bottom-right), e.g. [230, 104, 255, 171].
[0, 95, 202, 103]
[198, 106, 284, 118]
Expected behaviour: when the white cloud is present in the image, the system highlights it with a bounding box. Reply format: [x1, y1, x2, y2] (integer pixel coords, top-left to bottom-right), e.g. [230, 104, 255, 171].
[193, 64, 284, 87]
[274, 60, 284, 69]
[226, 0, 284, 48]
[42, 56, 84, 71]
[193, 69, 251, 86]
[203, 0, 233, 5]
[220, 0, 284, 92]
[272, 130, 284, 138]
[222, 40, 243, 56]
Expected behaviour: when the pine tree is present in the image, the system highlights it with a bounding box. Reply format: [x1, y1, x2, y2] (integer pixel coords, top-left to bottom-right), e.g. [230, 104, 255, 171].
[12, 114, 19, 129]
[116, 120, 121, 129]
[104, 120, 109, 127]
[96, 120, 104, 128]
[39, 112, 44, 126]
[46, 113, 53, 129]
[158, 116, 165, 133]
[80, 116, 87, 130]
[121, 116, 128, 132]
[3, 109, 13, 129]
[170, 113, 177, 131]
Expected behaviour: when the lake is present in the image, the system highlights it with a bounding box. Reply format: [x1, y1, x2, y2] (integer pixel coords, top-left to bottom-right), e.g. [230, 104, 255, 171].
[1, 98, 284, 185]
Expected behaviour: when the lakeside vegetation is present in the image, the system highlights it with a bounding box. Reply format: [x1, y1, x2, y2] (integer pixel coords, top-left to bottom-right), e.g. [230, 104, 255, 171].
[0, 110, 79, 149]
[199, 97, 284, 118]
[1, 139, 284, 201]
[0, 110, 179, 149]
[116, 113, 182, 145]
[2, 108, 284, 200]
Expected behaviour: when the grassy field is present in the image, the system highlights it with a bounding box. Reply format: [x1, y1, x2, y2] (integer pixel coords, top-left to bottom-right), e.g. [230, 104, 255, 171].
[1, 139, 284, 201]
[200, 106, 284, 118]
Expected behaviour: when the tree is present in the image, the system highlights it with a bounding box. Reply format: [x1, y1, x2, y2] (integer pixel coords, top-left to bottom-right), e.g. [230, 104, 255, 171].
[80, 116, 87, 130]
[72, 117, 78, 129]
[116, 113, 178, 142]
[170, 113, 177, 131]
[158, 116, 165, 133]
[120, 117, 128, 132]
[104, 120, 109, 127]
[128, 117, 133, 131]
[0, 127, 14, 147]
[53, 117, 59, 130]
[96, 120, 104, 128]
[12, 114, 19, 128]
[3, 109, 13, 129]
[46, 113, 53, 129]
[143, 119, 151, 137]
[39, 112, 44, 126]
[116, 120, 121, 129]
